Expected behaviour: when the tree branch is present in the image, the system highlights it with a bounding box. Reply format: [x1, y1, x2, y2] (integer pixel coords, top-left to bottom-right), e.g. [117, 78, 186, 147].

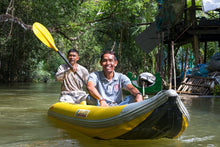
[136, 22, 151, 26]
[55, 28, 85, 41]
[0, 14, 32, 31]
[0, 14, 84, 42]
[86, 13, 114, 24]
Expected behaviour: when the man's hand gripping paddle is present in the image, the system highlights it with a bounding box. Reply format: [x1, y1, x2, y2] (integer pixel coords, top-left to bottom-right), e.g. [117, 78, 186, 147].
[32, 22, 87, 86]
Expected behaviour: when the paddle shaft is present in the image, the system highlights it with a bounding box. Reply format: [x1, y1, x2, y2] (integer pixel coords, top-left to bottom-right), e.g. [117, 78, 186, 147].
[32, 22, 87, 86]
[57, 50, 87, 86]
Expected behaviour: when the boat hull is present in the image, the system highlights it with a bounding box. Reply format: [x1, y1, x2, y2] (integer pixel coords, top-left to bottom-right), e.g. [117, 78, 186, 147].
[48, 89, 189, 140]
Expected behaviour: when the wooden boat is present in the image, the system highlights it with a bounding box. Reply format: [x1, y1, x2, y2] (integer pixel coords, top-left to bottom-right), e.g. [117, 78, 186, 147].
[48, 89, 190, 140]
[127, 72, 162, 95]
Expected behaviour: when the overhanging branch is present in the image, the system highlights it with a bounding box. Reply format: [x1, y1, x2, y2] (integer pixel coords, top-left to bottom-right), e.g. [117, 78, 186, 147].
[55, 28, 85, 41]
[0, 14, 32, 31]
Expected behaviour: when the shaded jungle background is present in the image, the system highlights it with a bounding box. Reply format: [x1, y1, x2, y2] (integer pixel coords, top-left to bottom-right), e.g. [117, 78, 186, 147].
[0, 0, 219, 83]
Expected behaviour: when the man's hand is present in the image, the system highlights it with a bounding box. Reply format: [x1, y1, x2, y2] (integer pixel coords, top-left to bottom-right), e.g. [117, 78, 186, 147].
[135, 94, 143, 102]
[71, 66, 77, 73]
[100, 99, 109, 107]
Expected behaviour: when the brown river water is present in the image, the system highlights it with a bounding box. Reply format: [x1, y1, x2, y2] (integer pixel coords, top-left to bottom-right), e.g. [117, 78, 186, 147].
[0, 82, 219, 147]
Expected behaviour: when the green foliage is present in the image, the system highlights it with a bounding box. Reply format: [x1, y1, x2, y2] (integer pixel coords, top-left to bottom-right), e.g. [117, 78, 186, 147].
[186, 0, 202, 7]
[206, 42, 220, 61]
[212, 85, 220, 96]
[31, 61, 51, 83]
[0, 0, 158, 82]
[1, 0, 219, 84]
[84, 0, 157, 74]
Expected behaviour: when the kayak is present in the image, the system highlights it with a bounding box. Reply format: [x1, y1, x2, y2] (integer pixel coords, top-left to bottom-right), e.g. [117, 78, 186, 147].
[48, 89, 190, 140]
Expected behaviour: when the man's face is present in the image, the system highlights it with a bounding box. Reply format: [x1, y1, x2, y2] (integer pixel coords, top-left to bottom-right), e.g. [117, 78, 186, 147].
[67, 52, 79, 66]
[100, 53, 118, 74]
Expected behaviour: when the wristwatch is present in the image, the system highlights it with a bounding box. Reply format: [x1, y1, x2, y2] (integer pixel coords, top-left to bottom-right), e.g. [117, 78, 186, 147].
[137, 93, 142, 96]
[99, 97, 105, 102]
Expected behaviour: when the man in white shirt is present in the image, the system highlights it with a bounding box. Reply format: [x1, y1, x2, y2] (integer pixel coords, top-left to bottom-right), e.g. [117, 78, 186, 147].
[56, 49, 89, 103]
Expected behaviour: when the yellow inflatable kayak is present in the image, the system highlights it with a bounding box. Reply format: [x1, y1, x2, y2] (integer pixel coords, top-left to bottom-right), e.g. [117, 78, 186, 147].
[48, 89, 190, 140]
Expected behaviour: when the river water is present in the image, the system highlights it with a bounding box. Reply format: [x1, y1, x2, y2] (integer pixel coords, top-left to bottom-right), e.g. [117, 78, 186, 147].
[0, 82, 219, 147]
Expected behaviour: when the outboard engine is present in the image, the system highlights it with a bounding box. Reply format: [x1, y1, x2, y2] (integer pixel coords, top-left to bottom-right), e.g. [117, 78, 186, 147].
[138, 72, 156, 87]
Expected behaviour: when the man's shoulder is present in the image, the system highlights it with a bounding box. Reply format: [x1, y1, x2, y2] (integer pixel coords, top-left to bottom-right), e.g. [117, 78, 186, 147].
[89, 71, 103, 79]
[78, 64, 88, 71]
[114, 72, 130, 81]
[90, 71, 102, 76]
[77, 64, 85, 69]
[114, 72, 125, 78]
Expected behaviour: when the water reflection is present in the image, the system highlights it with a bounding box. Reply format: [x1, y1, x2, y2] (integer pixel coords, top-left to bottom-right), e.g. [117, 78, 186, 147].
[179, 96, 220, 146]
[0, 83, 219, 147]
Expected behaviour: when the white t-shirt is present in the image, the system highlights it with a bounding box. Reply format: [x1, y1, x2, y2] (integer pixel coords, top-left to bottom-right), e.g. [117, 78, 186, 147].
[56, 64, 89, 93]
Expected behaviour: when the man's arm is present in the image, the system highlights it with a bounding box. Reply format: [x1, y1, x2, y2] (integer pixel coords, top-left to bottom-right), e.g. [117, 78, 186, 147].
[126, 84, 143, 102]
[87, 81, 108, 107]
[55, 65, 70, 82]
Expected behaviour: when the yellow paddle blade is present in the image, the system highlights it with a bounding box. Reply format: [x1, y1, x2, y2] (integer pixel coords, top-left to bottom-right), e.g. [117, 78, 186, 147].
[32, 22, 58, 52]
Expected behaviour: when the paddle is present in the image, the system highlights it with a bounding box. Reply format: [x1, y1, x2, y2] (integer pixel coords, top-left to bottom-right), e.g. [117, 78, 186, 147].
[32, 22, 87, 86]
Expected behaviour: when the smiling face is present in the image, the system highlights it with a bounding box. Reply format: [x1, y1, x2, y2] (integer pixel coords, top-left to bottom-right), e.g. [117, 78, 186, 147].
[100, 53, 118, 74]
[67, 51, 79, 66]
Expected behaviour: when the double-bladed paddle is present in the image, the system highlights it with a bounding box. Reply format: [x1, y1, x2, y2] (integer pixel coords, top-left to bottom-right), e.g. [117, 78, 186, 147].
[32, 22, 87, 86]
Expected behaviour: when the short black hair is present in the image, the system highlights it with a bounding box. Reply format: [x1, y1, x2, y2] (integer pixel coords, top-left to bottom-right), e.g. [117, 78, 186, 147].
[67, 49, 79, 56]
[100, 50, 117, 61]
